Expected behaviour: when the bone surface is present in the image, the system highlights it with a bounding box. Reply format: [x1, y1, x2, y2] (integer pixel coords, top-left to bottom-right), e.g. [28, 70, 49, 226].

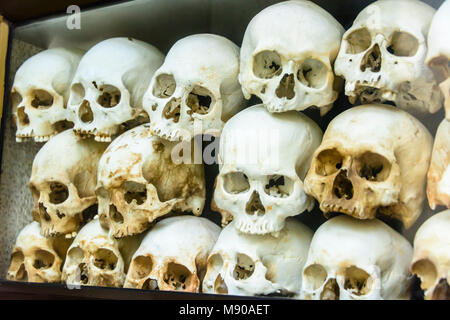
[124, 216, 220, 292]
[212, 104, 322, 235]
[427, 119, 450, 209]
[30, 130, 107, 237]
[411, 209, 450, 300]
[68, 37, 164, 142]
[239, 0, 344, 114]
[203, 218, 312, 297]
[11, 48, 83, 142]
[335, 0, 442, 114]
[304, 104, 432, 228]
[143, 33, 245, 141]
[7, 221, 72, 283]
[301, 215, 413, 300]
[97, 123, 205, 238]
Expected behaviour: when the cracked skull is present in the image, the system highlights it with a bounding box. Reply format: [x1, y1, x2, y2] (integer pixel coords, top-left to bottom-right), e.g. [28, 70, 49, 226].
[301, 215, 413, 300]
[212, 104, 322, 235]
[124, 216, 220, 292]
[11, 48, 83, 142]
[7, 222, 72, 283]
[426, 0, 450, 120]
[68, 37, 164, 142]
[411, 210, 450, 300]
[335, 0, 442, 114]
[97, 124, 205, 238]
[203, 219, 312, 297]
[304, 105, 432, 228]
[427, 119, 450, 209]
[239, 0, 344, 114]
[143, 34, 245, 141]
[30, 130, 107, 237]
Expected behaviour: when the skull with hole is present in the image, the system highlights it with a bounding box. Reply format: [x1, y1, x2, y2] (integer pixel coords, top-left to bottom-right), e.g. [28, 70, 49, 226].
[304, 105, 432, 228]
[427, 119, 450, 210]
[301, 216, 412, 300]
[239, 0, 344, 114]
[11, 48, 83, 142]
[143, 34, 245, 141]
[411, 210, 450, 300]
[203, 219, 312, 297]
[97, 124, 205, 238]
[124, 216, 220, 292]
[7, 222, 72, 283]
[30, 130, 107, 237]
[212, 104, 322, 235]
[68, 38, 164, 142]
[62, 219, 140, 287]
[426, 0, 450, 120]
[335, 0, 442, 114]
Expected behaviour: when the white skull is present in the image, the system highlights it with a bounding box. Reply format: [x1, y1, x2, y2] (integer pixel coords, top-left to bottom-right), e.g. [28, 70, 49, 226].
[239, 0, 344, 114]
[426, 0, 450, 120]
[62, 219, 140, 287]
[335, 0, 442, 114]
[301, 215, 413, 300]
[212, 104, 322, 235]
[68, 38, 164, 142]
[7, 221, 72, 283]
[203, 219, 312, 297]
[427, 119, 450, 209]
[124, 216, 220, 292]
[304, 104, 432, 228]
[97, 124, 206, 238]
[11, 48, 83, 142]
[143, 34, 245, 141]
[30, 130, 107, 237]
[411, 210, 450, 300]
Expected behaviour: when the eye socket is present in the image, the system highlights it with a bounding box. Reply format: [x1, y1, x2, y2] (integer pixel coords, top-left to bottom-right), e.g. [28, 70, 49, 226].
[49, 182, 69, 204]
[9, 251, 24, 270]
[297, 58, 328, 89]
[31, 89, 54, 109]
[70, 83, 85, 106]
[345, 28, 372, 54]
[411, 258, 437, 290]
[253, 50, 282, 79]
[11, 91, 23, 109]
[233, 253, 255, 280]
[355, 152, 391, 182]
[264, 175, 294, 198]
[93, 248, 118, 270]
[222, 172, 250, 194]
[153, 74, 176, 98]
[315, 149, 344, 176]
[122, 181, 147, 205]
[32, 249, 55, 269]
[387, 32, 419, 57]
[303, 264, 328, 290]
[186, 85, 214, 116]
[343, 266, 373, 296]
[130, 255, 153, 280]
[97, 85, 121, 108]
[164, 262, 196, 291]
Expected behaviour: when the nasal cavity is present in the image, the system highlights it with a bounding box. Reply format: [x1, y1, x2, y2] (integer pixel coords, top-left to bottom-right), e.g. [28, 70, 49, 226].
[78, 100, 94, 123]
[361, 44, 382, 72]
[17, 107, 30, 126]
[432, 278, 450, 300]
[275, 73, 295, 100]
[245, 191, 265, 216]
[333, 170, 354, 200]
[163, 97, 181, 123]
[320, 278, 340, 300]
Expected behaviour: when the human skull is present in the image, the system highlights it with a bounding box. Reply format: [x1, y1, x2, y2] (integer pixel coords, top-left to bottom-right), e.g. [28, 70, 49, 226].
[426, 0, 450, 120]
[427, 119, 450, 209]
[68, 37, 164, 142]
[203, 219, 312, 297]
[143, 34, 245, 141]
[411, 210, 450, 300]
[62, 219, 140, 287]
[335, 0, 442, 114]
[239, 0, 344, 114]
[97, 124, 205, 238]
[30, 130, 107, 237]
[212, 104, 322, 235]
[304, 104, 432, 228]
[302, 215, 413, 300]
[124, 216, 220, 292]
[7, 221, 72, 283]
[11, 48, 83, 142]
